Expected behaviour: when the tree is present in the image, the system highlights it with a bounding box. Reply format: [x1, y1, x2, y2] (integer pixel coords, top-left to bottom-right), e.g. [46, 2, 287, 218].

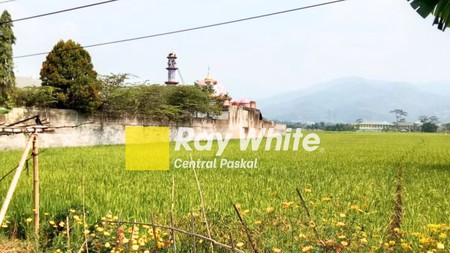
[164, 85, 221, 122]
[419, 115, 429, 123]
[98, 73, 130, 113]
[419, 115, 439, 132]
[422, 122, 439, 132]
[390, 109, 408, 131]
[40, 40, 99, 113]
[407, 0, 450, 31]
[15, 86, 58, 108]
[0, 10, 16, 106]
[443, 123, 450, 133]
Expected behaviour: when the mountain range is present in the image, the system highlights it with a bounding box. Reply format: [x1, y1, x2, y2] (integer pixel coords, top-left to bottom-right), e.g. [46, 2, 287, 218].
[258, 77, 450, 123]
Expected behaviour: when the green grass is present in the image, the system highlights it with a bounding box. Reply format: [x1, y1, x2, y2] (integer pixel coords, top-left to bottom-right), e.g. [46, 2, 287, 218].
[0, 107, 11, 115]
[0, 132, 449, 252]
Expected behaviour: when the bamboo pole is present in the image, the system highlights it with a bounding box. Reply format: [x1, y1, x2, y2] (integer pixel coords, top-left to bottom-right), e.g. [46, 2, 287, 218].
[0, 134, 35, 226]
[192, 166, 214, 253]
[150, 214, 158, 252]
[190, 212, 196, 253]
[170, 175, 176, 252]
[233, 204, 259, 253]
[33, 134, 39, 236]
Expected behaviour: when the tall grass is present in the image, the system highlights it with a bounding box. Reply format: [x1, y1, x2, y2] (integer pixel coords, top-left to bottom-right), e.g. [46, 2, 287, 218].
[0, 132, 449, 251]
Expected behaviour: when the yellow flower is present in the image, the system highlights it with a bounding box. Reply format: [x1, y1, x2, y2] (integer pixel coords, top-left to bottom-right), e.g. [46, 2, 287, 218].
[321, 197, 331, 201]
[338, 235, 346, 239]
[340, 241, 348, 247]
[266, 207, 275, 213]
[236, 242, 244, 248]
[26, 218, 33, 223]
[69, 209, 76, 213]
[401, 242, 411, 250]
[301, 245, 314, 252]
[299, 233, 307, 239]
[420, 237, 431, 246]
[339, 213, 346, 218]
[282, 202, 294, 209]
[73, 215, 80, 221]
[437, 242, 445, 249]
[304, 188, 312, 193]
[360, 238, 368, 244]
[439, 233, 447, 239]
[336, 222, 346, 227]
[350, 205, 363, 212]
[49, 220, 55, 225]
[272, 248, 281, 253]
[104, 242, 110, 248]
[144, 251, 150, 253]
[131, 244, 139, 251]
[389, 240, 396, 246]
[58, 221, 65, 227]
[254, 220, 262, 225]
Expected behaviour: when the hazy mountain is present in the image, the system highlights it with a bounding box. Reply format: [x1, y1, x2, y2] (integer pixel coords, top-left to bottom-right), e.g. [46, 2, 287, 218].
[259, 77, 450, 123]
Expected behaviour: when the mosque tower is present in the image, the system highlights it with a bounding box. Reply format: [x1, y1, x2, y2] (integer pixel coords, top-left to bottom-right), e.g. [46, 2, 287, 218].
[165, 52, 178, 85]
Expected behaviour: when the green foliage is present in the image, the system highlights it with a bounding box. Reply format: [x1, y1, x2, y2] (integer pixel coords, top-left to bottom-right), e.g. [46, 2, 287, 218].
[0, 107, 10, 115]
[408, 0, 450, 31]
[422, 122, 439, 132]
[194, 82, 215, 95]
[15, 86, 58, 108]
[324, 123, 354, 131]
[443, 122, 450, 132]
[164, 85, 221, 121]
[390, 109, 408, 131]
[40, 40, 99, 113]
[98, 73, 129, 112]
[0, 10, 16, 106]
[419, 115, 439, 132]
[98, 74, 221, 123]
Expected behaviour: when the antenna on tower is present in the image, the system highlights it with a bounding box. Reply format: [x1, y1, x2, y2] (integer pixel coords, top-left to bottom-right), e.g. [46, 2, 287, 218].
[177, 69, 185, 85]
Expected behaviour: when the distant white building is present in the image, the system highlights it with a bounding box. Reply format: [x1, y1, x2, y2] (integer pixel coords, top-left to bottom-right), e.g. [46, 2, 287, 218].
[353, 121, 392, 132]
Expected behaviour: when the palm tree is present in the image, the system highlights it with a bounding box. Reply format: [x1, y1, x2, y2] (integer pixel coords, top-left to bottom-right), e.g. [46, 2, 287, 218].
[408, 0, 450, 31]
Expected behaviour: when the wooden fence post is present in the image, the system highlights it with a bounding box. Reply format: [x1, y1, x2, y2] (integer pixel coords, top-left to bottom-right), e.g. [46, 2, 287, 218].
[0, 134, 34, 226]
[33, 133, 40, 237]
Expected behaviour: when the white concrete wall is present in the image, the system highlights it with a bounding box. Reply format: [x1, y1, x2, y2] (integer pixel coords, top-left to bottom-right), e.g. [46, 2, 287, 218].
[0, 107, 286, 150]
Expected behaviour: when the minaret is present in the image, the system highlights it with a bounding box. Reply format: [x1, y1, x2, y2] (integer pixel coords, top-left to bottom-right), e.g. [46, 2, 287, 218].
[165, 52, 179, 85]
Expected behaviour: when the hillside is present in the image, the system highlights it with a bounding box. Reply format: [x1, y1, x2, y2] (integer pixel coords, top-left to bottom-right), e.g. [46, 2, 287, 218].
[259, 77, 450, 123]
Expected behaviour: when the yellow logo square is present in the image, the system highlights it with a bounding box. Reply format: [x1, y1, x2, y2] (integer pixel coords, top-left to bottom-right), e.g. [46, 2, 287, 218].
[125, 126, 170, 170]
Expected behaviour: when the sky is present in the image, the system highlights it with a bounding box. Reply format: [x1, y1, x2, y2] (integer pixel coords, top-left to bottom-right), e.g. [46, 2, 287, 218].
[4, 0, 450, 100]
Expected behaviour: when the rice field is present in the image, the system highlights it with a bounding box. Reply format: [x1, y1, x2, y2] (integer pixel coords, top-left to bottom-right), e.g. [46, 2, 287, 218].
[0, 132, 449, 252]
